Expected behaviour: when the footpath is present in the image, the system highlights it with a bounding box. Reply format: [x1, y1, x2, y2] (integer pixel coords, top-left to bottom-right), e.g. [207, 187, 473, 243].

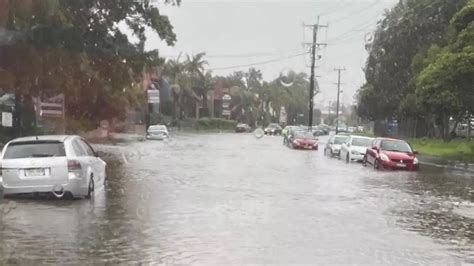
[419, 155, 474, 174]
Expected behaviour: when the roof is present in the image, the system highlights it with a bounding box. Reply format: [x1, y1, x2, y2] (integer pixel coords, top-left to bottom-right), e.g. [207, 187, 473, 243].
[376, 137, 404, 141]
[350, 135, 374, 139]
[9, 135, 77, 143]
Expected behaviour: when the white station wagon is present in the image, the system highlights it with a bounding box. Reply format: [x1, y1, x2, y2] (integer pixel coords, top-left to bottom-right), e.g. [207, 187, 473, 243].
[0, 135, 106, 199]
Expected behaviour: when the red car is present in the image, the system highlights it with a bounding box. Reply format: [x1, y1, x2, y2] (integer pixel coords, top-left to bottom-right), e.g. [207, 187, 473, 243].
[288, 130, 318, 150]
[363, 138, 419, 171]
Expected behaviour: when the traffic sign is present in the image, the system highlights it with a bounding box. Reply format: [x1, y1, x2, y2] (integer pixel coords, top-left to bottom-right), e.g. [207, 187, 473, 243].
[1, 112, 12, 127]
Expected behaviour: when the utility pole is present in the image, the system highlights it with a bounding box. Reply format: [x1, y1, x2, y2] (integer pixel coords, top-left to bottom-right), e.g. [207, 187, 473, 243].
[334, 67, 345, 134]
[304, 16, 327, 131]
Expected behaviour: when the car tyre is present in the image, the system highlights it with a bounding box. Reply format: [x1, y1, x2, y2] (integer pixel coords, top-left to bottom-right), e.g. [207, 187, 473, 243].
[86, 176, 95, 199]
[362, 156, 367, 167]
[374, 159, 379, 170]
[346, 154, 350, 164]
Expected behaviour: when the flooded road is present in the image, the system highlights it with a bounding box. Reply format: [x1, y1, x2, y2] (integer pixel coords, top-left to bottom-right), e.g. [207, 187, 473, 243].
[1, 133, 473, 264]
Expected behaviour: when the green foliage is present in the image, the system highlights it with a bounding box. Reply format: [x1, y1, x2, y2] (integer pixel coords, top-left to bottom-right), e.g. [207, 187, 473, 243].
[415, 0, 474, 140]
[358, 0, 467, 122]
[196, 118, 238, 130]
[1, 0, 177, 132]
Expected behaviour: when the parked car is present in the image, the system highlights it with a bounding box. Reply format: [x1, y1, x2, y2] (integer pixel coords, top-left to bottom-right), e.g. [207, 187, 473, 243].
[0, 135, 107, 199]
[264, 123, 282, 135]
[288, 130, 318, 150]
[147, 125, 169, 140]
[339, 135, 374, 163]
[235, 123, 251, 133]
[324, 134, 348, 157]
[312, 127, 325, 136]
[363, 138, 419, 171]
[318, 124, 330, 135]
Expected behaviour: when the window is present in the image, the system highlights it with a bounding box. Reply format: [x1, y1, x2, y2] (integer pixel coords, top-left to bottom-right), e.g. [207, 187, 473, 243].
[72, 140, 87, 156]
[3, 141, 66, 159]
[80, 139, 96, 157]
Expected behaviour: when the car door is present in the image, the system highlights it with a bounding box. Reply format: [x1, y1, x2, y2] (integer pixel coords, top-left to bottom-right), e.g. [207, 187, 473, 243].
[71, 139, 89, 178]
[79, 139, 105, 186]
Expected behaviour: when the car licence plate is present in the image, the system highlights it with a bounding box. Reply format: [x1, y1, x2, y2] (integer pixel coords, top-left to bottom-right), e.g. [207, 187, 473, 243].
[305, 145, 311, 149]
[396, 163, 406, 168]
[25, 168, 46, 177]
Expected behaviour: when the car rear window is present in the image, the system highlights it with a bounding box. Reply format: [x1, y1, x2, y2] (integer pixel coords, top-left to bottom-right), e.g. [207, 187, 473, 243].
[3, 141, 66, 159]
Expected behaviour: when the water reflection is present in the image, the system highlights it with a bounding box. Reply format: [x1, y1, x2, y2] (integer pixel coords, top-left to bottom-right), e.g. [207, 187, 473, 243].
[362, 165, 474, 259]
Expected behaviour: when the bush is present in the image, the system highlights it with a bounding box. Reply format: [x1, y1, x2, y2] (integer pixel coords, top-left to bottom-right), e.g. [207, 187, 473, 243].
[196, 118, 237, 130]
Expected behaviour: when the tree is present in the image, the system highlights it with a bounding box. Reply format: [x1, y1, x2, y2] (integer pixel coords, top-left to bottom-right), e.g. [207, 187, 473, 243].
[0, 0, 179, 133]
[416, 0, 474, 141]
[357, 0, 467, 136]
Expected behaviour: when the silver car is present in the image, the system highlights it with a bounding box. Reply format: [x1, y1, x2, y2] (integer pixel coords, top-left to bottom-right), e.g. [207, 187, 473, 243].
[0, 135, 106, 199]
[324, 134, 348, 157]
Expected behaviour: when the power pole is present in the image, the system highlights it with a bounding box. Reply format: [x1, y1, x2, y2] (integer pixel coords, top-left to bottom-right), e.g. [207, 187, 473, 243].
[334, 67, 345, 134]
[304, 16, 327, 131]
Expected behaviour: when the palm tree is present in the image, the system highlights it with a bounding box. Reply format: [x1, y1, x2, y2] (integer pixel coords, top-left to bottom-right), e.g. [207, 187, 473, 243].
[185, 53, 208, 118]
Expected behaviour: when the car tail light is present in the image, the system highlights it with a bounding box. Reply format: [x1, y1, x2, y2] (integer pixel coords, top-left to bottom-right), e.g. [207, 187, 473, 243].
[67, 160, 82, 172]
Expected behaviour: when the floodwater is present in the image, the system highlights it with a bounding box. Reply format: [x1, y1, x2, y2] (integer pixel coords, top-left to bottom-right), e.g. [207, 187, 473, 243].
[1, 133, 473, 264]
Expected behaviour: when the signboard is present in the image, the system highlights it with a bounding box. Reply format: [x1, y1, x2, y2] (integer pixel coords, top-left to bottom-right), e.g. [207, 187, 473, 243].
[38, 94, 65, 118]
[1, 112, 12, 127]
[222, 110, 231, 116]
[147, 90, 160, 104]
[221, 94, 232, 118]
[279, 107, 287, 125]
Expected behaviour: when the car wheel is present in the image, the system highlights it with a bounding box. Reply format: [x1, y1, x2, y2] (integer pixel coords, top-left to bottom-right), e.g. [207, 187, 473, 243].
[338, 152, 341, 160]
[362, 156, 367, 167]
[374, 159, 379, 170]
[346, 154, 350, 164]
[86, 176, 95, 199]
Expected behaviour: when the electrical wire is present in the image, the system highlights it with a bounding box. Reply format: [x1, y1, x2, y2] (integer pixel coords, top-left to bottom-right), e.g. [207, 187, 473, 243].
[327, 0, 382, 25]
[326, 11, 382, 44]
[160, 48, 306, 59]
[207, 51, 309, 71]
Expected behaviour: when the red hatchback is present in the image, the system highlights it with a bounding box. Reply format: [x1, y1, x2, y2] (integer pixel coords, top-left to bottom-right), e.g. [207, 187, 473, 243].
[288, 130, 318, 150]
[363, 138, 419, 171]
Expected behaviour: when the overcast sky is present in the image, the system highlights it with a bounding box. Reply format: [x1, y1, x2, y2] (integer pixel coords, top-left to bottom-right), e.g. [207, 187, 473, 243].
[144, 0, 398, 107]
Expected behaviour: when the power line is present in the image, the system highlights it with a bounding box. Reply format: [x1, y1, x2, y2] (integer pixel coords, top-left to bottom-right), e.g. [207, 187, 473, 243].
[326, 12, 382, 44]
[207, 51, 309, 71]
[161, 48, 306, 59]
[327, 0, 382, 25]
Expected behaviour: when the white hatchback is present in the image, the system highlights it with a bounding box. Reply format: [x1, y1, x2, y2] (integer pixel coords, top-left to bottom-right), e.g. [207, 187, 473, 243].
[147, 125, 169, 140]
[0, 135, 106, 199]
[339, 135, 374, 163]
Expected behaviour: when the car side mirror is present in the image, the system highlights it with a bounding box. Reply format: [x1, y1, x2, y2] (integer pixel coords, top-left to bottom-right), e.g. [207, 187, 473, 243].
[372, 146, 379, 152]
[95, 151, 105, 158]
[413, 150, 418, 155]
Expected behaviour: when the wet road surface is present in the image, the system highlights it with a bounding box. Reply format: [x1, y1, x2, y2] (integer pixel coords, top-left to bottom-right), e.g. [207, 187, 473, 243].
[1, 133, 473, 264]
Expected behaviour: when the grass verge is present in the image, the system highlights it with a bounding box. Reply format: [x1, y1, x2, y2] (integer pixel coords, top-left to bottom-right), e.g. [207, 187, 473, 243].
[409, 138, 474, 163]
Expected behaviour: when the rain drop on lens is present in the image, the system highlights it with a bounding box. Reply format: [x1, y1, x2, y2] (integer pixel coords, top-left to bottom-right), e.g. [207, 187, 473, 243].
[279, 68, 295, 87]
[254, 128, 264, 139]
